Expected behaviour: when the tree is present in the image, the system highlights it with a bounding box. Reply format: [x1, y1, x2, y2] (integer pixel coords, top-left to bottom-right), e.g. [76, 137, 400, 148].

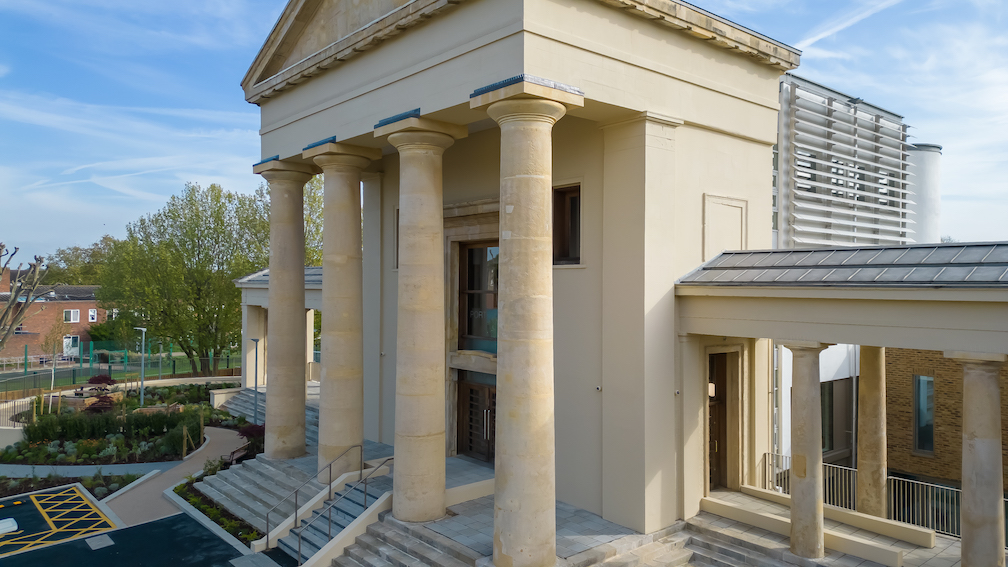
[251, 174, 324, 267]
[98, 183, 269, 376]
[41, 320, 71, 359]
[44, 235, 117, 285]
[0, 243, 46, 352]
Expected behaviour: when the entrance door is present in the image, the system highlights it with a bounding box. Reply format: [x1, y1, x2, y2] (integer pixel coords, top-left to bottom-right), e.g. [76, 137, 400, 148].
[458, 372, 496, 462]
[709, 353, 728, 490]
[456, 241, 500, 462]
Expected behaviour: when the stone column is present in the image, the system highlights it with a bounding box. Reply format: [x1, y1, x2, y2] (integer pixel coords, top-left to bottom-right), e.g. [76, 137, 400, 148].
[375, 116, 464, 523]
[784, 341, 829, 559]
[305, 143, 380, 476]
[946, 351, 1007, 567]
[255, 160, 315, 460]
[486, 98, 567, 567]
[856, 346, 887, 517]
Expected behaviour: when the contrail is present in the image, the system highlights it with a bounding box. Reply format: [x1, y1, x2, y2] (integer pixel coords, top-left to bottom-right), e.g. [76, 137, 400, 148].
[796, 0, 905, 49]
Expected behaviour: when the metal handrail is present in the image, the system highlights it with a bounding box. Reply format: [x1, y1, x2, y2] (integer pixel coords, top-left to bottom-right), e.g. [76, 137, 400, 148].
[264, 444, 364, 546]
[294, 456, 393, 565]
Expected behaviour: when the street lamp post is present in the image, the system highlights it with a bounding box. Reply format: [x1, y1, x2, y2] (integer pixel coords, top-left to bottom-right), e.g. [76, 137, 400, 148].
[135, 327, 147, 406]
[250, 338, 260, 425]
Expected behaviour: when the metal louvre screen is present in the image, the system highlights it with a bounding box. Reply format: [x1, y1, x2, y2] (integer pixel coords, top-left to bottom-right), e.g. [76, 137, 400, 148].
[778, 76, 914, 248]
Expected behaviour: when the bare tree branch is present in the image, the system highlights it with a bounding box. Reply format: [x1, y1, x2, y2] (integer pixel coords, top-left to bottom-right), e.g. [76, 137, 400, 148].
[0, 243, 47, 351]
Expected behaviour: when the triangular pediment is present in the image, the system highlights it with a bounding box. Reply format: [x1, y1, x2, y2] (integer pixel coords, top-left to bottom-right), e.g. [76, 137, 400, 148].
[243, 0, 414, 95]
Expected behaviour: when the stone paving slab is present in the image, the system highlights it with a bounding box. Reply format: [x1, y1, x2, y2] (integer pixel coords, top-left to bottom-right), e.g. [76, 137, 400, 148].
[426, 494, 635, 558]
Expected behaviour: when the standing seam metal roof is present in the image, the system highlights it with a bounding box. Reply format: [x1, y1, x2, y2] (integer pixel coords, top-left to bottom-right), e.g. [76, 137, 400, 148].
[234, 266, 323, 288]
[677, 242, 1008, 288]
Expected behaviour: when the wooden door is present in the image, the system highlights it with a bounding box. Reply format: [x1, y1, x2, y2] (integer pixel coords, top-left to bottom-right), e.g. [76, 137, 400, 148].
[458, 381, 496, 462]
[709, 353, 728, 490]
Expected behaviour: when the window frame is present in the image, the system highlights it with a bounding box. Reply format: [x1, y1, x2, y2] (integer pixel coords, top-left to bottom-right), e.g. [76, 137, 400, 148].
[64, 309, 80, 323]
[913, 374, 935, 455]
[553, 184, 581, 266]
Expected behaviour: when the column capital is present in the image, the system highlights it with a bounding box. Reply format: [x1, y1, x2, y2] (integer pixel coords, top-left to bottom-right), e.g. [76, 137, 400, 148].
[302, 141, 381, 170]
[943, 351, 1008, 364]
[781, 340, 832, 352]
[470, 74, 585, 110]
[253, 157, 317, 181]
[487, 98, 567, 127]
[374, 113, 467, 141]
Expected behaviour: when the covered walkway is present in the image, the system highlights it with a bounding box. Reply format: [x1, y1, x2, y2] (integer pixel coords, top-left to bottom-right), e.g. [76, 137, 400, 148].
[677, 242, 1008, 564]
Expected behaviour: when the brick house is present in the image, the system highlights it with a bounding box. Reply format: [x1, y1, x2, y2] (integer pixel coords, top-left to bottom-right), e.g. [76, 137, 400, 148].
[887, 347, 1008, 490]
[0, 267, 107, 360]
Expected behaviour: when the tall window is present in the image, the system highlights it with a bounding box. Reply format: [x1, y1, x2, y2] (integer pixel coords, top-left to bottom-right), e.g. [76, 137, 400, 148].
[914, 375, 935, 453]
[459, 242, 499, 354]
[821, 381, 834, 452]
[63, 309, 80, 323]
[88, 309, 98, 323]
[553, 185, 581, 265]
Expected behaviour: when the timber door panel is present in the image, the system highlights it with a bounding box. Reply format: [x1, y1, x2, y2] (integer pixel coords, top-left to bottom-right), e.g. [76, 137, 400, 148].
[709, 353, 728, 490]
[458, 381, 496, 462]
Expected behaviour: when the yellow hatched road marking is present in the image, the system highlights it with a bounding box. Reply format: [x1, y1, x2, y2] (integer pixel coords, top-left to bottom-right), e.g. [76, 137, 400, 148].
[1, 486, 116, 556]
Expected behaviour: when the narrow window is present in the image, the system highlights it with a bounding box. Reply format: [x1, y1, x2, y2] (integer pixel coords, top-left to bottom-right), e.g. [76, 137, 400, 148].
[89, 309, 98, 323]
[821, 381, 834, 452]
[553, 185, 581, 265]
[914, 375, 935, 453]
[64, 309, 80, 323]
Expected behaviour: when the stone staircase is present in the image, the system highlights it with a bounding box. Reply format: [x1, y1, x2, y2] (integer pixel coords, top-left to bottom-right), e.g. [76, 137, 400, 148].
[195, 453, 325, 533]
[680, 514, 789, 567]
[279, 475, 393, 563]
[221, 388, 320, 446]
[599, 532, 693, 567]
[331, 511, 485, 567]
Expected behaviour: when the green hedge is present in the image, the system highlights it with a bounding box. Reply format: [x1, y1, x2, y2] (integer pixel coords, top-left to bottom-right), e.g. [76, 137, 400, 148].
[25, 408, 202, 454]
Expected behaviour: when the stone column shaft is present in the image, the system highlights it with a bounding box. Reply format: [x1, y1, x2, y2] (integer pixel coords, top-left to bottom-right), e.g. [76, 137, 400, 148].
[311, 152, 372, 475]
[955, 355, 1006, 567]
[260, 167, 313, 460]
[785, 342, 828, 559]
[489, 99, 567, 567]
[389, 130, 454, 522]
[856, 346, 887, 517]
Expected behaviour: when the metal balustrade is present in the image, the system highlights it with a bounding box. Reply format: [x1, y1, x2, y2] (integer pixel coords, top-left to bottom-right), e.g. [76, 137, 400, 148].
[761, 452, 1008, 543]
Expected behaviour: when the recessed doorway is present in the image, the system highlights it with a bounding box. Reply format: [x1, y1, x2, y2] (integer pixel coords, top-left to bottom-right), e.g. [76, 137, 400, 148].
[709, 352, 729, 490]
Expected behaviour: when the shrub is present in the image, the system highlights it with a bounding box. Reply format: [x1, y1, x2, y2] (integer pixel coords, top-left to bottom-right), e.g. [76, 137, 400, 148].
[14, 455, 23, 462]
[94, 486, 108, 498]
[88, 375, 116, 385]
[108, 483, 120, 491]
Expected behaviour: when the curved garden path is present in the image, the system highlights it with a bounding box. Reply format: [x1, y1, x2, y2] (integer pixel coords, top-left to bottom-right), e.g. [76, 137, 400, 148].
[107, 426, 244, 526]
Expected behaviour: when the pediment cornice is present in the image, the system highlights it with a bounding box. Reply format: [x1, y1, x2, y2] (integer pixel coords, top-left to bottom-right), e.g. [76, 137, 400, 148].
[242, 0, 800, 106]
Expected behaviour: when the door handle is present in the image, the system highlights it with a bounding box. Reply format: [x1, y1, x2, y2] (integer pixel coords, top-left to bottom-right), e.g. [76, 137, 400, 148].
[484, 409, 490, 440]
[713, 440, 718, 452]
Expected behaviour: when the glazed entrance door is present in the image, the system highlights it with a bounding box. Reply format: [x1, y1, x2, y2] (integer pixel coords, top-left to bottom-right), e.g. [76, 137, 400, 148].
[458, 377, 496, 462]
[709, 353, 729, 490]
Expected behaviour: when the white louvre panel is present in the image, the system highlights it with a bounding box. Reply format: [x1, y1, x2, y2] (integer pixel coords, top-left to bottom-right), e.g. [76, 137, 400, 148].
[779, 77, 914, 248]
[791, 212, 912, 236]
[794, 199, 916, 225]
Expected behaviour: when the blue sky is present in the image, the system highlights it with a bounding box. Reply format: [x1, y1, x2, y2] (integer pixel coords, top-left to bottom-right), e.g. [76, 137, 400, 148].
[1, 0, 1006, 260]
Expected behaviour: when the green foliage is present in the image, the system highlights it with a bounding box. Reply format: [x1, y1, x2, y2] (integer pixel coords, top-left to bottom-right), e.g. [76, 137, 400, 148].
[43, 235, 116, 286]
[97, 183, 270, 376]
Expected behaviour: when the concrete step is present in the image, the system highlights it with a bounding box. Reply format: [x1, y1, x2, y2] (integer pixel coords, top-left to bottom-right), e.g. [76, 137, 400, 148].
[603, 533, 691, 567]
[684, 533, 779, 567]
[279, 523, 329, 564]
[334, 555, 367, 567]
[215, 468, 292, 515]
[202, 474, 272, 527]
[367, 521, 471, 567]
[229, 552, 283, 567]
[194, 480, 268, 533]
[346, 542, 395, 567]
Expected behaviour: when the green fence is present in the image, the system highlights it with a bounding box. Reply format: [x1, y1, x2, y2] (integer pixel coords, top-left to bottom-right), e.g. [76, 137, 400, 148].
[0, 340, 241, 400]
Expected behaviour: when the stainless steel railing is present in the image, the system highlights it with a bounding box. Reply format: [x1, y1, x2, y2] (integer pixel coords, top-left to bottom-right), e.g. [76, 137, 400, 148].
[293, 456, 393, 565]
[264, 444, 364, 547]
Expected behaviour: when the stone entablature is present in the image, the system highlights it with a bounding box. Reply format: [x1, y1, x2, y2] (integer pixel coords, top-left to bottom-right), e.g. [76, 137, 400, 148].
[242, 0, 800, 104]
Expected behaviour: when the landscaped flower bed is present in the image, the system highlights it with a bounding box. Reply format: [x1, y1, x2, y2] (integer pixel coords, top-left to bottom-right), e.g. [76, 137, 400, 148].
[0, 470, 141, 500]
[1, 382, 246, 466]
